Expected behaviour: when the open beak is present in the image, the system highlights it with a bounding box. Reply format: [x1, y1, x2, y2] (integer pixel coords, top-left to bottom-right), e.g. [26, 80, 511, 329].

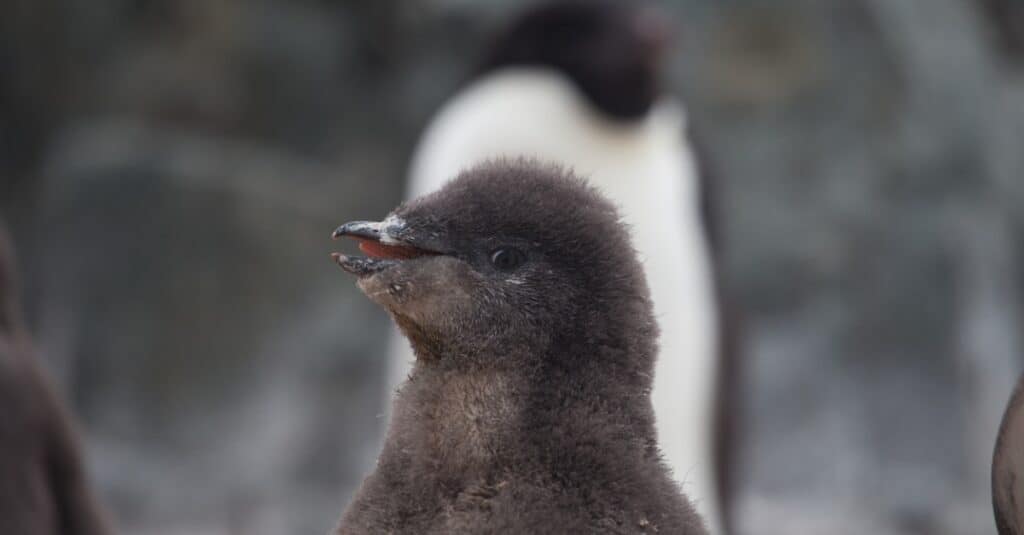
[330, 219, 439, 276]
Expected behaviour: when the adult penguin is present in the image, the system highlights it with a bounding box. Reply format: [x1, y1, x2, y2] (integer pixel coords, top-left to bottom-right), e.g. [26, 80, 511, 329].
[386, 1, 738, 532]
[0, 224, 113, 535]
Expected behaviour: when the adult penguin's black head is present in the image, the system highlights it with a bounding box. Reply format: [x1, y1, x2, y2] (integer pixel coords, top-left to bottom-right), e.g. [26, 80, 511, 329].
[479, 0, 673, 121]
[994, 376, 1024, 534]
[332, 160, 657, 377]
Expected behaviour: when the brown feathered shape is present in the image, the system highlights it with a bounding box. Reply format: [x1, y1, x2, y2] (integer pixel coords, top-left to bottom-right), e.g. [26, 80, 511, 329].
[995, 374, 1024, 535]
[332, 160, 707, 534]
[0, 225, 113, 535]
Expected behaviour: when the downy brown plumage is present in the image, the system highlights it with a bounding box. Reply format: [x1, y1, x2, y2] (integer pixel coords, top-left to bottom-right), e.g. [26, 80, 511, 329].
[332, 160, 707, 534]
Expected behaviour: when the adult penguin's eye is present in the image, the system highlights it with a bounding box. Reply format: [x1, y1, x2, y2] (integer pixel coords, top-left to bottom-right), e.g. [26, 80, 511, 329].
[490, 247, 526, 271]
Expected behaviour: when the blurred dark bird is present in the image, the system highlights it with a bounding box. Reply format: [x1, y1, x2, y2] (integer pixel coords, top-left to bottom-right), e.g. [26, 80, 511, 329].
[332, 160, 708, 534]
[389, 1, 736, 531]
[0, 226, 113, 535]
[994, 374, 1024, 534]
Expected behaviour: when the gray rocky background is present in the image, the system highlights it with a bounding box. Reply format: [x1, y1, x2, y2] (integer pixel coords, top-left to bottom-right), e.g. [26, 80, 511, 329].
[2, 0, 1023, 534]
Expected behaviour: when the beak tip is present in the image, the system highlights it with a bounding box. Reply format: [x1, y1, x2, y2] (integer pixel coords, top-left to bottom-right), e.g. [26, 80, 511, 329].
[331, 224, 349, 240]
[330, 252, 349, 268]
[331, 221, 382, 241]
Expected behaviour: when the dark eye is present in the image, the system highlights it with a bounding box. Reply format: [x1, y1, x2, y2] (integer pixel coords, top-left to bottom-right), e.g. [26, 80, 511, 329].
[490, 247, 526, 271]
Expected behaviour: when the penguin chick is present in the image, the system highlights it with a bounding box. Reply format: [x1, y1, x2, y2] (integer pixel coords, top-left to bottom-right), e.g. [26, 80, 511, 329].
[331, 160, 707, 534]
[398, 3, 733, 530]
[994, 374, 1024, 535]
[0, 226, 113, 535]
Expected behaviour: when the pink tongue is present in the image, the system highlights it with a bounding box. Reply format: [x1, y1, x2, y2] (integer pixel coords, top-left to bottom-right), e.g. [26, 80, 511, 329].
[356, 238, 429, 260]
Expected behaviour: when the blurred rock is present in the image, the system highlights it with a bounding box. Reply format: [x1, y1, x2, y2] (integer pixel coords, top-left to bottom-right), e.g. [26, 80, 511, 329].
[678, 0, 1024, 532]
[36, 121, 394, 534]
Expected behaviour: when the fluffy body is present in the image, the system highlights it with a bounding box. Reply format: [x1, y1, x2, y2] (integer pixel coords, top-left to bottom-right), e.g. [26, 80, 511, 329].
[337, 161, 707, 534]
[387, 67, 722, 531]
[0, 228, 112, 535]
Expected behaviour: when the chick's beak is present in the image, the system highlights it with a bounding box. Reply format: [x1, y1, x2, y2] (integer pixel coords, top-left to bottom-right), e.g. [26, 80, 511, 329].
[330, 218, 439, 276]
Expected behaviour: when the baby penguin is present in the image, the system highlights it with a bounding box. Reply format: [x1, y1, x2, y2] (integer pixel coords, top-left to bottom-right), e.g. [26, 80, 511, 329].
[331, 160, 707, 534]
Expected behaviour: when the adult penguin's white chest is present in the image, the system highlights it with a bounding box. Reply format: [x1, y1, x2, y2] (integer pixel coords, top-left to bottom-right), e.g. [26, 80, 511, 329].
[397, 68, 722, 532]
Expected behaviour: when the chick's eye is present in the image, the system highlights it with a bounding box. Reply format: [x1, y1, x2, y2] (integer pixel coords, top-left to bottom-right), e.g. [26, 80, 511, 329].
[490, 247, 526, 271]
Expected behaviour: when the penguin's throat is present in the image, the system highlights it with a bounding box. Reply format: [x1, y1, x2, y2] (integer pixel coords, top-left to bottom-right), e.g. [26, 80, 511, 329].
[393, 313, 446, 362]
